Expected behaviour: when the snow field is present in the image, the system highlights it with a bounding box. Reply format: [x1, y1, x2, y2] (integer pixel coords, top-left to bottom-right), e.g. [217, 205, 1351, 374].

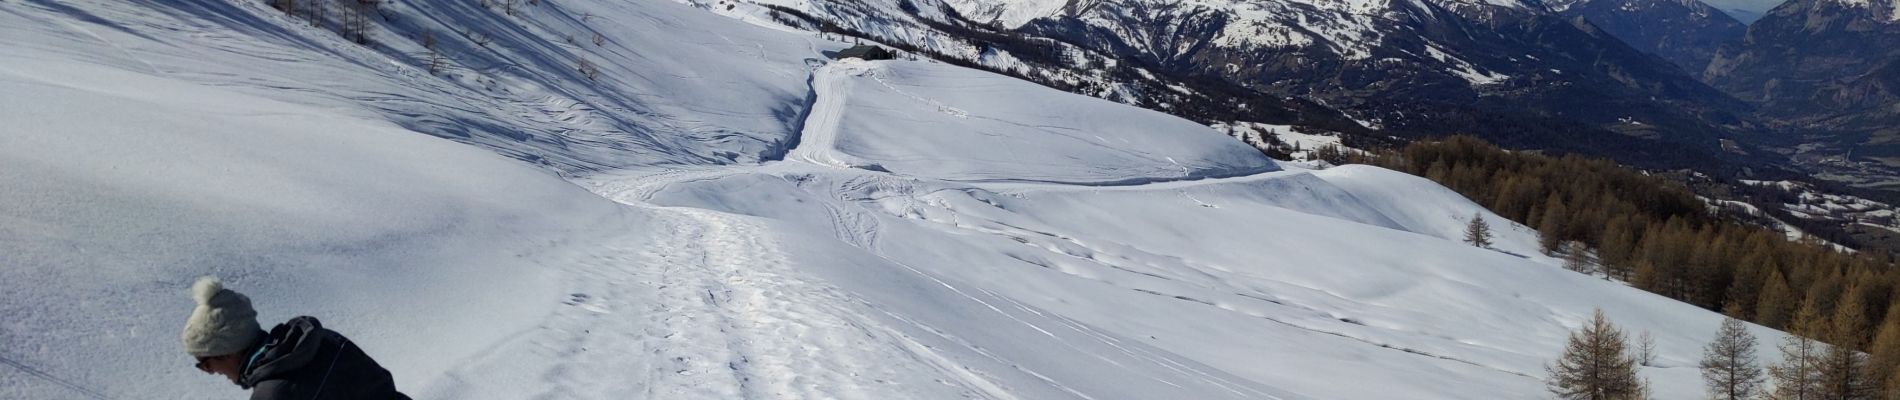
[0, 48, 629, 399]
[1, 0, 1801, 399]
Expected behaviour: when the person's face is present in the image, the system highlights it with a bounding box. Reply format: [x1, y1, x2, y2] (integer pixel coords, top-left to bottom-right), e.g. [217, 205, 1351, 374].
[193, 354, 245, 386]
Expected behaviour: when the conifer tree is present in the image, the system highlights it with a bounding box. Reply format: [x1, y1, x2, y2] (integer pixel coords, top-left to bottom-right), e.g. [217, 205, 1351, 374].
[1886, 369, 1900, 400]
[1817, 289, 1873, 400]
[1773, 302, 1828, 400]
[1702, 317, 1765, 400]
[1869, 306, 1900, 398]
[1725, 301, 1750, 321]
[1361, 136, 1900, 367]
[1426, 159, 1451, 183]
[1565, 241, 1597, 275]
[1540, 195, 1568, 255]
[1635, 259, 1667, 294]
[1600, 216, 1638, 279]
[1758, 269, 1797, 330]
[1724, 254, 1771, 321]
[1803, 275, 1846, 319]
[1549, 309, 1646, 400]
[1465, 212, 1495, 249]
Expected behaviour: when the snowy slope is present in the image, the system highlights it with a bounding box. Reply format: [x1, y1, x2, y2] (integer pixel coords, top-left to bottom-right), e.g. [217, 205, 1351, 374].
[800, 59, 1275, 184]
[0, 0, 823, 172]
[0, 47, 632, 399]
[2, 0, 1797, 399]
[638, 145, 1774, 399]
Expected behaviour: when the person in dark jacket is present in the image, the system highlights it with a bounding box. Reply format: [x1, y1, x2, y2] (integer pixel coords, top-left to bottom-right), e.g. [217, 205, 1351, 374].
[182, 276, 410, 400]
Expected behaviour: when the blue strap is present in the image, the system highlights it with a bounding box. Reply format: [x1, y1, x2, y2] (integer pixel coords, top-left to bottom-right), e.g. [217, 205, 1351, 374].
[243, 344, 268, 372]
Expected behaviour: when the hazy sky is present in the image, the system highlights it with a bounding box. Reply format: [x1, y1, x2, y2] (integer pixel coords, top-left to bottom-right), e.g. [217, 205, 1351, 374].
[1701, 0, 1785, 14]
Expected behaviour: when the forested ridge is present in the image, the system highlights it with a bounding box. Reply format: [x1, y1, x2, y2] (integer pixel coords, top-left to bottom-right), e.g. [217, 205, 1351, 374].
[1343, 137, 1900, 394]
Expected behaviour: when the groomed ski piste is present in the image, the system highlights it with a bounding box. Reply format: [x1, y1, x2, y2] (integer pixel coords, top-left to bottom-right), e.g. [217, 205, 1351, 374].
[0, 0, 1792, 399]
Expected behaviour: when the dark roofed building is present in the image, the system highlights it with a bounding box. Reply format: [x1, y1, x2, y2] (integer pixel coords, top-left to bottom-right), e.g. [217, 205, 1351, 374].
[834, 45, 894, 61]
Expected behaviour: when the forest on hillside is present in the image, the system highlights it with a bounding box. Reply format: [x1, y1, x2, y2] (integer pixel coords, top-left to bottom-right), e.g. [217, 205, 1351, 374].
[1334, 137, 1900, 395]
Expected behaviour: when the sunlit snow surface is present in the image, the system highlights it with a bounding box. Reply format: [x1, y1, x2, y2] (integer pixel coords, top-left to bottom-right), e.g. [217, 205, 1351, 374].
[3, 0, 1789, 399]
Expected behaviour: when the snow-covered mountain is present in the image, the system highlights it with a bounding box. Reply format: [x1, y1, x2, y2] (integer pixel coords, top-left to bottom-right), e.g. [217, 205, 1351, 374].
[1706, 0, 1900, 110]
[1704, 0, 1900, 179]
[1546, 0, 1749, 73]
[765, 0, 1767, 170]
[1024, 0, 1759, 148]
[2, 0, 1796, 399]
[1710, 0, 1900, 125]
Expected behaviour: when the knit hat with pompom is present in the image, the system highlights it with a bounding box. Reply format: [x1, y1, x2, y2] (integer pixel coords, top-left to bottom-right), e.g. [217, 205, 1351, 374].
[180, 276, 262, 357]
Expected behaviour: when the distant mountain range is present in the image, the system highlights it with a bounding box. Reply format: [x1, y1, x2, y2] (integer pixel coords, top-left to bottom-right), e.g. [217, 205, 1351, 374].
[762, 0, 1900, 189]
[1547, 0, 1749, 73]
[1707, 0, 1900, 127]
[779, 0, 1774, 171]
[1013, 0, 1761, 167]
[1706, 0, 1900, 187]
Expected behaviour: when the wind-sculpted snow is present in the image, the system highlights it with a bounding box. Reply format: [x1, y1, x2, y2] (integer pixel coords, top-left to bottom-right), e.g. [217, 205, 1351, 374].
[2, 0, 1798, 399]
[805, 59, 1279, 184]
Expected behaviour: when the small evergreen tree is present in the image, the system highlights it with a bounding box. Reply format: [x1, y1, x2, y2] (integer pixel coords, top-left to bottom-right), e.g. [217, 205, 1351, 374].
[1702, 317, 1765, 400]
[1464, 212, 1494, 249]
[1549, 309, 1646, 400]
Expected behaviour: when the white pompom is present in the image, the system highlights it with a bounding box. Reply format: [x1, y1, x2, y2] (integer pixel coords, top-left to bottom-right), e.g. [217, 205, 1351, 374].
[192, 276, 224, 305]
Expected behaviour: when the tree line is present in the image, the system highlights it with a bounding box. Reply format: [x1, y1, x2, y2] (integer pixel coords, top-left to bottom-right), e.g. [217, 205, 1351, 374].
[1335, 136, 1900, 396]
[1549, 308, 1900, 399]
[269, 0, 385, 44]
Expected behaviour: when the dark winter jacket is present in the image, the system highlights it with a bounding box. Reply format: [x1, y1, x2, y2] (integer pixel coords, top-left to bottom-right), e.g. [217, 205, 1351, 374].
[239, 316, 409, 400]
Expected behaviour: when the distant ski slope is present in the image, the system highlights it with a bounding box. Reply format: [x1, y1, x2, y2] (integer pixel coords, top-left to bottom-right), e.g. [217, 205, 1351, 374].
[1, 0, 1792, 399]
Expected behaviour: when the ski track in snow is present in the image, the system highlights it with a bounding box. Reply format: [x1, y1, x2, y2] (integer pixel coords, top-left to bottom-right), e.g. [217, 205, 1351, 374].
[450, 203, 1001, 400]
[784, 60, 868, 169]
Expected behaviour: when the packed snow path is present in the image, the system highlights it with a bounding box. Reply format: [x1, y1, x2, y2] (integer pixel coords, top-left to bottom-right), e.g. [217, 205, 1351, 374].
[422, 206, 999, 399]
[783, 61, 866, 169]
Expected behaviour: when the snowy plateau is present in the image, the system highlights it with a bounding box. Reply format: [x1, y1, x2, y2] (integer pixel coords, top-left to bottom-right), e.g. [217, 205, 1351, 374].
[1, 1, 1792, 399]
